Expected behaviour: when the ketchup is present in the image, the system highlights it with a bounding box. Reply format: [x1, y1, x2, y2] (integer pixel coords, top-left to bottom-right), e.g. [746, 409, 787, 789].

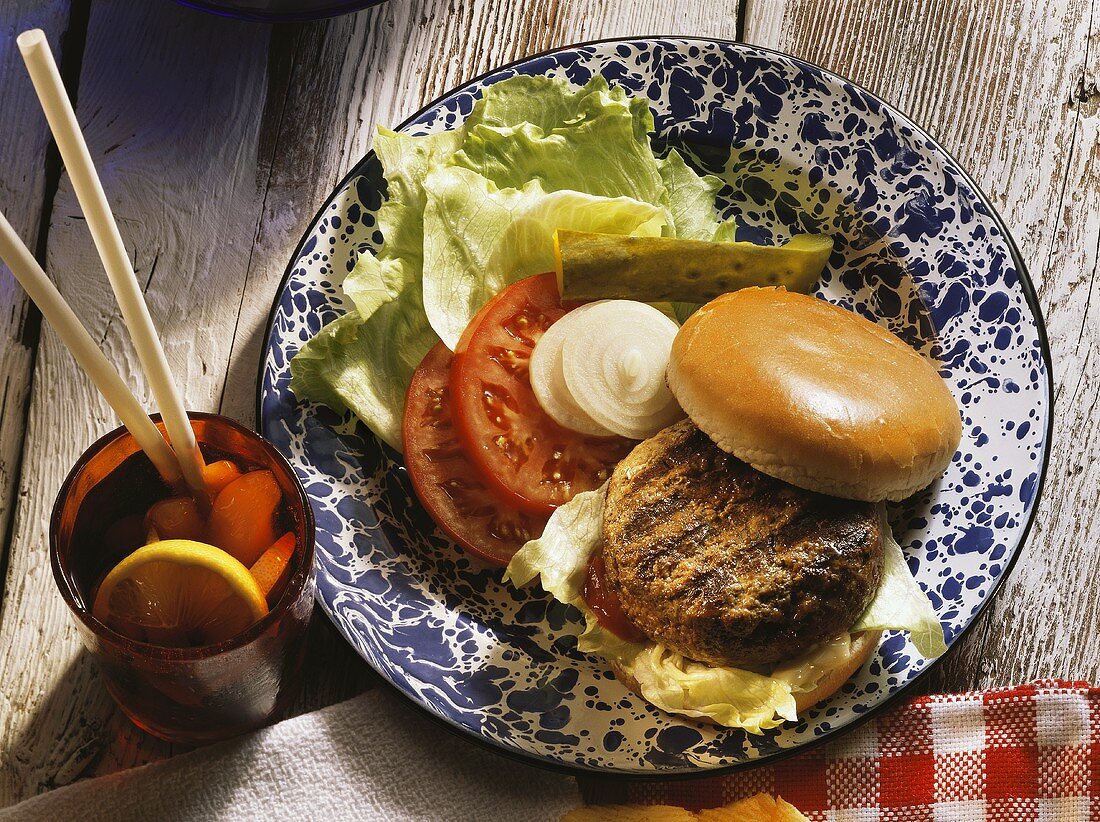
[582, 554, 645, 643]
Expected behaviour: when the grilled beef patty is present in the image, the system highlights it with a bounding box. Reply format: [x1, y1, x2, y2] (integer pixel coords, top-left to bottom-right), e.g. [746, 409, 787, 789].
[602, 419, 883, 667]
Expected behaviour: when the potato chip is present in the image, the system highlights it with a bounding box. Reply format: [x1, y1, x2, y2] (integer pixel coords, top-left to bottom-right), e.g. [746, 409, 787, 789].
[697, 793, 777, 821]
[562, 794, 808, 822]
[696, 793, 809, 822]
[774, 797, 809, 822]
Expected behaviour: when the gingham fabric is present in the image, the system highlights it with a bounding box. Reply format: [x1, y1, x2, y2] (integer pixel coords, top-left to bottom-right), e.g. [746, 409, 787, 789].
[622, 681, 1100, 821]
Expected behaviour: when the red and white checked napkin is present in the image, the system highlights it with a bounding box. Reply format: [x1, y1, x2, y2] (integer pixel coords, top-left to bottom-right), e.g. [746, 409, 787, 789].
[622, 680, 1100, 821]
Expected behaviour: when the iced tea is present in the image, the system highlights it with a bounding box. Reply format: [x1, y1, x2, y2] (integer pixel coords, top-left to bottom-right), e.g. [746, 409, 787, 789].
[51, 413, 315, 743]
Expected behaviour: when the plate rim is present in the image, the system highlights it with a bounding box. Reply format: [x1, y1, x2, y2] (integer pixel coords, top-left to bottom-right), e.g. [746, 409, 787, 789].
[255, 35, 1054, 780]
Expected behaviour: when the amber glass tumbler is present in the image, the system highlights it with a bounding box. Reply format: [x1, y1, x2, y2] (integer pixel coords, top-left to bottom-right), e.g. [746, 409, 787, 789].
[50, 413, 315, 743]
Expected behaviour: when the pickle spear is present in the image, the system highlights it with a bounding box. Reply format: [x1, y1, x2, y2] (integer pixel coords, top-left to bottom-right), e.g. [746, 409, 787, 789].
[554, 230, 833, 303]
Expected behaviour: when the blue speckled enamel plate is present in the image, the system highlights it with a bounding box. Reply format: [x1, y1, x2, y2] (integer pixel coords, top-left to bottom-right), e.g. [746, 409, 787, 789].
[258, 39, 1052, 776]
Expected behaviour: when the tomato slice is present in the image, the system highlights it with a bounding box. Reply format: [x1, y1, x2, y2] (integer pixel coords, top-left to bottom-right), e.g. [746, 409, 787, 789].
[403, 342, 548, 566]
[450, 273, 633, 514]
[583, 554, 645, 643]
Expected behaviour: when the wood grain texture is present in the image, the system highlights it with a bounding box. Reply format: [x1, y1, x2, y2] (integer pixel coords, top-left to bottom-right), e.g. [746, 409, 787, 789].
[0, 0, 741, 806]
[0, 0, 281, 805]
[0, 0, 83, 801]
[744, 0, 1100, 692]
[0, 0, 72, 645]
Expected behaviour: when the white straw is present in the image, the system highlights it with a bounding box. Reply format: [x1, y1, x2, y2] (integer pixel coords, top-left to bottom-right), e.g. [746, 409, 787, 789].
[17, 29, 207, 495]
[0, 210, 182, 484]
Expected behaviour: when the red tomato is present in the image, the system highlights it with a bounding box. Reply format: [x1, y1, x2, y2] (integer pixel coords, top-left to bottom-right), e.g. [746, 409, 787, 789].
[403, 342, 549, 566]
[449, 273, 633, 514]
[583, 554, 645, 643]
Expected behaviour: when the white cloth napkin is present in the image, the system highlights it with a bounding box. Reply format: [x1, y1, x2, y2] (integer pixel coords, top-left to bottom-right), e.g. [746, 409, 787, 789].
[1, 687, 580, 821]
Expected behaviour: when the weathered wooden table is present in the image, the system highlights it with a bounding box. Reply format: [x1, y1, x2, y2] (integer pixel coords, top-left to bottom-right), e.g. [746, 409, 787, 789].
[0, 0, 1093, 808]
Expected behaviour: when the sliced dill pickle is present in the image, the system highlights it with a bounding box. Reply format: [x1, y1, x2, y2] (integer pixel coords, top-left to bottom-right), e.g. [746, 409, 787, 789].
[554, 230, 832, 303]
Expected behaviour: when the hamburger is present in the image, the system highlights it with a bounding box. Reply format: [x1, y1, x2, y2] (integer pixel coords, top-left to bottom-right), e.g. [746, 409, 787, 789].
[507, 287, 957, 731]
[667, 287, 962, 503]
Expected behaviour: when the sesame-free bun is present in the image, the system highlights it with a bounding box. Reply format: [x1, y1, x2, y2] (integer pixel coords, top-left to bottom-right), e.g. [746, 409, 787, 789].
[610, 630, 882, 720]
[667, 287, 961, 502]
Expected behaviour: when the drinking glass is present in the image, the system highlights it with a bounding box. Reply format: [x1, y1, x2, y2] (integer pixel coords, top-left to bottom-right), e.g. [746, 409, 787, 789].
[50, 412, 315, 743]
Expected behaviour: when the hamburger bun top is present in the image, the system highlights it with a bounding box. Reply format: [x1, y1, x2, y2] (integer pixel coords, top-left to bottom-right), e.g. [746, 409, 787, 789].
[666, 287, 961, 502]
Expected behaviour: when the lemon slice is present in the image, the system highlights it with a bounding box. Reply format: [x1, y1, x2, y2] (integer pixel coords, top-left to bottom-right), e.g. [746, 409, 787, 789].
[92, 539, 269, 647]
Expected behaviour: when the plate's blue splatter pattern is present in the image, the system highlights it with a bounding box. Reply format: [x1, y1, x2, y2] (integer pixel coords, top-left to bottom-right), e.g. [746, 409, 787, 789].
[259, 40, 1051, 775]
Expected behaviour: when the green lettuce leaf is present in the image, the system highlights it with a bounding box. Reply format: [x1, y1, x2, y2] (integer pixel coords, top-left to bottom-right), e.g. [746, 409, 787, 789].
[581, 620, 802, 733]
[712, 218, 739, 243]
[288, 285, 439, 451]
[656, 149, 723, 241]
[627, 644, 797, 733]
[291, 75, 732, 449]
[453, 83, 663, 204]
[288, 310, 366, 419]
[502, 483, 607, 605]
[505, 488, 946, 731]
[461, 75, 644, 139]
[575, 610, 797, 733]
[344, 127, 461, 316]
[421, 168, 665, 349]
[853, 513, 948, 658]
[290, 126, 457, 443]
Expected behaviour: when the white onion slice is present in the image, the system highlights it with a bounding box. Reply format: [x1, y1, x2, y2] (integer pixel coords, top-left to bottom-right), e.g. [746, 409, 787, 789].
[529, 303, 615, 436]
[561, 301, 684, 439]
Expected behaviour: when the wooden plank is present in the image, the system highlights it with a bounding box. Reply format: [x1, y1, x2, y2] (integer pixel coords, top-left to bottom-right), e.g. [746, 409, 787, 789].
[743, 0, 1099, 693]
[0, 0, 744, 806]
[0, 0, 280, 805]
[0, 0, 73, 649]
[0, 0, 83, 797]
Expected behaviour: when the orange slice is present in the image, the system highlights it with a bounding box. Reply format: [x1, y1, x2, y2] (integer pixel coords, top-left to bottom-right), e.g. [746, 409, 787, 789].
[206, 470, 280, 567]
[202, 459, 243, 498]
[92, 539, 268, 647]
[249, 532, 296, 605]
[145, 496, 206, 541]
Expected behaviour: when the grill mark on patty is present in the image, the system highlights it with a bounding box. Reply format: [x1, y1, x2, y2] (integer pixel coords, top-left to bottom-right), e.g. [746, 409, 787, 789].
[603, 419, 884, 667]
[619, 443, 782, 559]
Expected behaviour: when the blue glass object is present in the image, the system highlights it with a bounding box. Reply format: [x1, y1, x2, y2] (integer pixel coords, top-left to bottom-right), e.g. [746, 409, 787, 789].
[174, 0, 385, 22]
